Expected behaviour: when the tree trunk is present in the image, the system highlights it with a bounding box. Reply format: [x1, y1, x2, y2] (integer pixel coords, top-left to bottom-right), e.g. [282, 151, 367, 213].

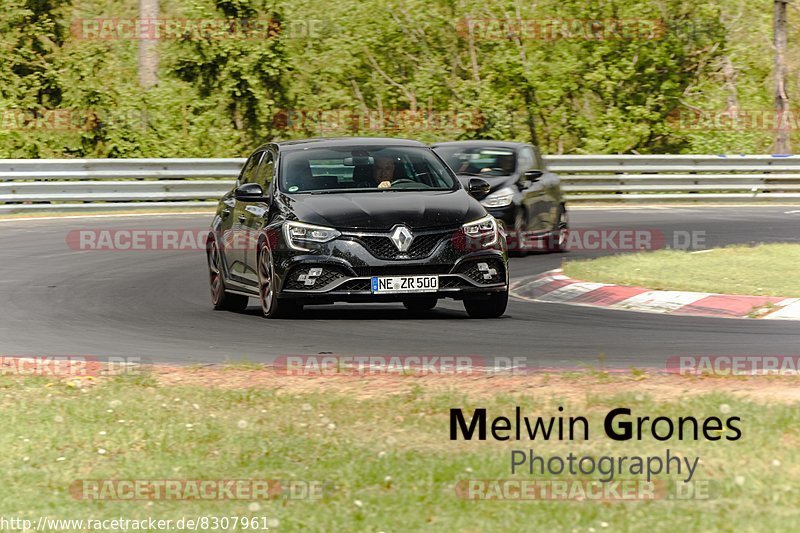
[722, 56, 739, 117]
[522, 87, 540, 147]
[138, 0, 159, 89]
[774, 0, 790, 154]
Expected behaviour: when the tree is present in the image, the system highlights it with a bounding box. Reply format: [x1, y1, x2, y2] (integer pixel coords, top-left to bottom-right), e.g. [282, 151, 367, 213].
[774, 0, 790, 154]
[171, 0, 290, 146]
[139, 0, 159, 88]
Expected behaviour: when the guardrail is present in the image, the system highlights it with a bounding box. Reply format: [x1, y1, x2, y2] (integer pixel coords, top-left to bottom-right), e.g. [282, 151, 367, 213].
[2, 155, 800, 213]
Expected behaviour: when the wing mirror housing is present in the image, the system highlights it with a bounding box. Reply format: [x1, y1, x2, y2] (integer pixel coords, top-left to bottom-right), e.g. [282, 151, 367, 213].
[524, 169, 544, 182]
[234, 183, 267, 202]
[467, 178, 491, 199]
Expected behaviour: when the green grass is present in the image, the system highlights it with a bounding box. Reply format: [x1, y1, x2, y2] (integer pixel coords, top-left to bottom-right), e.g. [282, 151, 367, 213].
[562, 243, 800, 297]
[1, 373, 798, 531]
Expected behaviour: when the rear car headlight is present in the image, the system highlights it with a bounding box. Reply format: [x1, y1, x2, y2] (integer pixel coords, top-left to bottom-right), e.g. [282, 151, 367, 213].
[284, 221, 341, 251]
[480, 186, 515, 208]
[462, 214, 498, 247]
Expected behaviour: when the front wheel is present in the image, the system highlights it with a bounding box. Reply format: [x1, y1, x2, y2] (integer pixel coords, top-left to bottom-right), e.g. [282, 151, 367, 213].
[508, 210, 528, 258]
[257, 242, 302, 318]
[548, 204, 569, 253]
[463, 290, 508, 319]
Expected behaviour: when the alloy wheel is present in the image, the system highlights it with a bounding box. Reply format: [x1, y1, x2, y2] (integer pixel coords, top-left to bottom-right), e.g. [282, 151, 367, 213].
[208, 240, 223, 302]
[258, 244, 274, 315]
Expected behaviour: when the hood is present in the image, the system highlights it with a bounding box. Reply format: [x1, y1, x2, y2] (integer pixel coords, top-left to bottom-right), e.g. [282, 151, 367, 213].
[280, 189, 486, 230]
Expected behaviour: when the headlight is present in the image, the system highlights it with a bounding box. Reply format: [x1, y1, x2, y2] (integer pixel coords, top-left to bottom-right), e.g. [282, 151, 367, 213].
[284, 221, 341, 251]
[480, 186, 515, 208]
[462, 214, 498, 247]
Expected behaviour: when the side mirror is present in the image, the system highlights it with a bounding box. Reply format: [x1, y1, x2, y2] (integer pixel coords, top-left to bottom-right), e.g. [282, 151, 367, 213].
[234, 183, 266, 202]
[467, 178, 491, 199]
[524, 169, 543, 182]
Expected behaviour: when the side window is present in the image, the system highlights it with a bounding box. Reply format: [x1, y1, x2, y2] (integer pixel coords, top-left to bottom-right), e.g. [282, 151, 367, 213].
[240, 151, 265, 184]
[255, 151, 275, 188]
[517, 147, 535, 173]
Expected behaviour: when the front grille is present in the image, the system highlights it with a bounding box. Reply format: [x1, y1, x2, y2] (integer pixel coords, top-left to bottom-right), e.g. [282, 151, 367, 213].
[350, 231, 451, 260]
[284, 265, 346, 290]
[455, 258, 506, 285]
[351, 264, 453, 277]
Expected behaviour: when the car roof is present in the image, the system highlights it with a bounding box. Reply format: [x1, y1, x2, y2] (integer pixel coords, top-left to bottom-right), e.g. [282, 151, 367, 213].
[270, 137, 427, 152]
[431, 140, 529, 150]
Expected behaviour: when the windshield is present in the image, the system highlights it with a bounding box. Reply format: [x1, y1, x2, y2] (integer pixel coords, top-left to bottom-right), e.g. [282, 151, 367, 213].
[433, 146, 517, 177]
[279, 146, 459, 193]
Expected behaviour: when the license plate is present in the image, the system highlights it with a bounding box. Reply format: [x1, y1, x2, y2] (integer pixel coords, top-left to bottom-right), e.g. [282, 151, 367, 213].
[371, 275, 439, 294]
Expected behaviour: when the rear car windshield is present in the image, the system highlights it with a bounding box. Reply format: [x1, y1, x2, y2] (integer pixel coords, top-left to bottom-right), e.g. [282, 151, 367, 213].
[433, 146, 517, 177]
[279, 146, 459, 193]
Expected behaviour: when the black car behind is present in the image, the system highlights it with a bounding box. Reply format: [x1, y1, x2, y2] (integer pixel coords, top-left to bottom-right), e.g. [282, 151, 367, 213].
[207, 138, 509, 318]
[432, 140, 568, 254]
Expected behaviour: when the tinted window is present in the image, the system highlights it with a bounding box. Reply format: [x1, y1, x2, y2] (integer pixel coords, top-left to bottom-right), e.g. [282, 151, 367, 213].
[518, 147, 535, 171]
[434, 146, 516, 176]
[240, 151, 265, 184]
[279, 146, 458, 193]
[256, 151, 275, 187]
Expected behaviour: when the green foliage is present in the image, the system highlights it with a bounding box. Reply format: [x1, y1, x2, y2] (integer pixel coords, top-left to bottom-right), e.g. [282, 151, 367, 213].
[0, 0, 789, 157]
[170, 0, 289, 147]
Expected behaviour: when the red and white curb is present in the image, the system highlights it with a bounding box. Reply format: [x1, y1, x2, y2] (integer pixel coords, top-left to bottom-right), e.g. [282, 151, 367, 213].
[510, 270, 800, 320]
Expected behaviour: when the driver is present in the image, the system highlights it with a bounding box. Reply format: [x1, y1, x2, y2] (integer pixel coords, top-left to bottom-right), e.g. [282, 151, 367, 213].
[374, 156, 396, 188]
[481, 153, 515, 175]
[498, 154, 515, 173]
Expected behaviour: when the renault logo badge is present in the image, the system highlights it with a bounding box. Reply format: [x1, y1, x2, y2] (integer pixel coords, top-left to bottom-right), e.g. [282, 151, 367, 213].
[390, 226, 414, 252]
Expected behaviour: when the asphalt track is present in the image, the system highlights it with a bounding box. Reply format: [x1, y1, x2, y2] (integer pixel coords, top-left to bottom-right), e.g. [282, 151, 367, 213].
[1, 206, 798, 368]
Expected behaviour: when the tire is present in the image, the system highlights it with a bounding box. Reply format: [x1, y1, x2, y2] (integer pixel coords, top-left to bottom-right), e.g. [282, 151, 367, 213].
[257, 241, 302, 318]
[463, 290, 508, 319]
[403, 297, 438, 311]
[548, 204, 569, 253]
[508, 210, 528, 258]
[207, 236, 249, 312]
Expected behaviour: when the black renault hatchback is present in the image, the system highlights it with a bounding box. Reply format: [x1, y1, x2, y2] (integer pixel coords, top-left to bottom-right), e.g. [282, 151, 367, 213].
[207, 138, 509, 318]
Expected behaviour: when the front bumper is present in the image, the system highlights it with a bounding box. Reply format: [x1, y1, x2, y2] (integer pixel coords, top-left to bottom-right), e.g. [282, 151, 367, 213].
[272, 225, 508, 303]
